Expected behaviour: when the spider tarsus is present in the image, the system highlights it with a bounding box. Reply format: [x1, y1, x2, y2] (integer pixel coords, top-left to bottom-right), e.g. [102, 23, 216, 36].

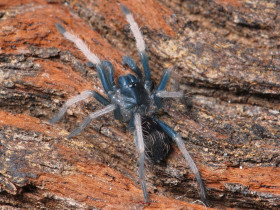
[48, 118, 58, 124]
[67, 127, 82, 139]
[49, 105, 68, 124]
[55, 23, 66, 34]
[141, 182, 149, 203]
[49, 114, 62, 124]
[200, 187, 209, 207]
[192, 199, 208, 209]
[86, 61, 95, 68]
[67, 115, 91, 139]
[120, 4, 130, 15]
[66, 133, 74, 139]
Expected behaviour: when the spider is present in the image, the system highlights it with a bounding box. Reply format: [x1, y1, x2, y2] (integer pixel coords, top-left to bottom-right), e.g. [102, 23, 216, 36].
[50, 4, 208, 205]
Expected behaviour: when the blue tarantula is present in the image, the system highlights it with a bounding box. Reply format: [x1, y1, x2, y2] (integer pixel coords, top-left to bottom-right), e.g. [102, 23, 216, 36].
[50, 5, 207, 205]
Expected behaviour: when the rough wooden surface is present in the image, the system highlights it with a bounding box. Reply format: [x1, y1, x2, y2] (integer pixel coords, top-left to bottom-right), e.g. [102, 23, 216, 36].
[0, 0, 279, 209]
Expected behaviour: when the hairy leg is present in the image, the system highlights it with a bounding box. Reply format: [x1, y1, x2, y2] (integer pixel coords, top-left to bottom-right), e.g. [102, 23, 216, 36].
[121, 5, 152, 90]
[134, 113, 149, 203]
[156, 119, 208, 205]
[67, 104, 116, 139]
[50, 90, 96, 124]
[156, 68, 172, 91]
[155, 68, 184, 98]
[55, 23, 112, 94]
[93, 91, 110, 106]
[56, 23, 101, 65]
[122, 55, 143, 79]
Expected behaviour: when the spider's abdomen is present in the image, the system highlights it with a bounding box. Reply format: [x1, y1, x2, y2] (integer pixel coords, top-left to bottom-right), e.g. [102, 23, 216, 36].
[142, 117, 172, 164]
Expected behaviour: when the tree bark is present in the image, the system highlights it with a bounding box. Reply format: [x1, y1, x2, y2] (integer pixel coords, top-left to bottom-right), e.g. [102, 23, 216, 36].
[0, 0, 279, 209]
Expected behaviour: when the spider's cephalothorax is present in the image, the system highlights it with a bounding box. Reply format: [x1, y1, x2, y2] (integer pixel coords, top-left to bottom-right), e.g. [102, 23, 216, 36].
[115, 74, 151, 122]
[51, 4, 208, 205]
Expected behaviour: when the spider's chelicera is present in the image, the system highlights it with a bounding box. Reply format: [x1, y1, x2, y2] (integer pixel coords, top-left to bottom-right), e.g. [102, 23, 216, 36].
[51, 4, 208, 205]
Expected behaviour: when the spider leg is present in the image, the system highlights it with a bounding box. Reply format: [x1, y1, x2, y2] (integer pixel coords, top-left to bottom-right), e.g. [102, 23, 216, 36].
[134, 113, 149, 203]
[155, 119, 208, 206]
[50, 90, 98, 124]
[153, 68, 183, 108]
[55, 23, 112, 95]
[155, 68, 184, 98]
[93, 91, 110, 106]
[121, 5, 152, 90]
[67, 104, 116, 139]
[56, 23, 101, 66]
[157, 68, 172, 91]
[122, 55, 143, 79]
[153, 68, 172, 108]
[86, 61, 95, 68]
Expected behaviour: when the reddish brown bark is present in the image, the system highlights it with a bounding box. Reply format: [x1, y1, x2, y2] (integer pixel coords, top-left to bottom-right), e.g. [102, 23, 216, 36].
[0, 0, 279, 209]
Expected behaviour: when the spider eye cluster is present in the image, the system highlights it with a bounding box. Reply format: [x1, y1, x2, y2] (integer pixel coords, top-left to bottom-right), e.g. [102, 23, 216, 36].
[118, 74, 139, 87]
[128, 82, 137, 88]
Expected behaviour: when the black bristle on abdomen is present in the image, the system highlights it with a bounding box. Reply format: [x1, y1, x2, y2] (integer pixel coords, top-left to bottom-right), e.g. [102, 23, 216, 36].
[142, 116, 172, 164]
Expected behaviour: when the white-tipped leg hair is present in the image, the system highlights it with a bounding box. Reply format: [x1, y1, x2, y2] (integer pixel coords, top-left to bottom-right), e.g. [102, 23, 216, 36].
[56, 23, 101, 65]
[121, 5, 145, 52]
[121, 5, 152, 84]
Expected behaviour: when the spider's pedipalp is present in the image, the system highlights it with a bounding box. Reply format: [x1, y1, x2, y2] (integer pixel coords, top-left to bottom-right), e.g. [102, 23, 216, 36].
[122, 56, 143, 79]
[156, 91, 184, 98]
[49, 90, 96, 124]
[156, 119, 208, 205]
[67, 104, 116, 139]
[102, 60, 118, 91]
[134, 113, 149, 203]
[95, 64, 113, 94]
[55, 23, 101, 65]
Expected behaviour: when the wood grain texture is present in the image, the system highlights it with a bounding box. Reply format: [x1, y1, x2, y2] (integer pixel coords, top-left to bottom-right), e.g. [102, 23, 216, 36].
[0, 0, 279, 209]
